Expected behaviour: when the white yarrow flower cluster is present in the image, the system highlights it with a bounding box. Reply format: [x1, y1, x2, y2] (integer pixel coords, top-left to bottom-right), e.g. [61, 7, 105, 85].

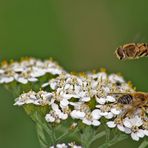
[14, 90, 54, 106]
[107, 114, 148, 141]
[14, 71, 147, 141]
[0, 58, 65, 84]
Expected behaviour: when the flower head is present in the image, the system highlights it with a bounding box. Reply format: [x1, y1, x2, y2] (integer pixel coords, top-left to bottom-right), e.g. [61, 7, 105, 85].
[14, 70, 148, 141]
[0, 58, 65, 84]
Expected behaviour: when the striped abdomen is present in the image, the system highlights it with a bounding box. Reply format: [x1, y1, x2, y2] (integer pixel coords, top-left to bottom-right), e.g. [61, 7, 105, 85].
[136, 43, 148, 57]
[118, 94, 133, 104]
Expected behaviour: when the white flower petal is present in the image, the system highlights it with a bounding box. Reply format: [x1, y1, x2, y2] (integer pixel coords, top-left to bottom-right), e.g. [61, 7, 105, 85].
[31, 68, 45, 77]
[106, 96, 116, 102]
[92, 120, 101, 126]
[124, 127, 131, 134]
[137, 130, 144, 138]
[131, 132, 139, 141]
[106, 121, 116, 128]
[1, 77, 14, 83]
[111, 108, 121, 115]
[123, 119, 132, 128]
[143, 130, 148, 136]
[104, 112, 114, 119]
[51, 103, 59, 111]
[28, 77, 38, 82]
[117, 124, 125, 132]
[96, 97, 106, 105]
[45, 114, 55, 122]
[50, 82, 57, 90]
[64, 84, 71, 90]
[81, 97, 90, 102]
[70, 110, 85, 119]
[99, 111, 108, 116]
[91, 109, 101, 120]
[82, 118, 91, 125]
[59, 113, 68, 120]
[60, 99, 69, 107]
[17, 77, 28, 84]
[42, 82, 49, 88]
[109, 74, 124, 83]
[0, 69, 4, 74]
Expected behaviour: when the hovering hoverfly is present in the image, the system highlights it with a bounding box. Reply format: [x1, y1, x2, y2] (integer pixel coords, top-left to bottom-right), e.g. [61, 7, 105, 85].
[109, 92, 148, 116]
[115, 43, 148, 60]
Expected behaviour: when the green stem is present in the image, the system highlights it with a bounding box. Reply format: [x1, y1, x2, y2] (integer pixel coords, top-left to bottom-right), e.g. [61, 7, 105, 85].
[88, 131, 106, 146]
[56, 131, 69, 143]
[41, 123, 55, 145]
[33, 112, 55, 146]
[80, 127, 92, 148]
[138, 140, 148, 148]
[105, 125, 110, 143]
[51, 126, 56, 146]
[36, 123, 48, 148]
[56, 127, 80, 143]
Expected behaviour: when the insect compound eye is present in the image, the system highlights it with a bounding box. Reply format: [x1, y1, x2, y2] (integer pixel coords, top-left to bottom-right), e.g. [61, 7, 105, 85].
[116, 47, 124, 60]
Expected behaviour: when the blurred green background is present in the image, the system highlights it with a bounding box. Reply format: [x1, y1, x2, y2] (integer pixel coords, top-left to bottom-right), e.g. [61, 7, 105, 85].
[0, 1, 148, 148]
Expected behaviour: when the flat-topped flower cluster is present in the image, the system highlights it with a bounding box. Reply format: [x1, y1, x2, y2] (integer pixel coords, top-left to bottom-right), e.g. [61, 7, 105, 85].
[14, 69, 148, 141]
[1, 58, 147, 142]
[0, 57, 65, 84]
